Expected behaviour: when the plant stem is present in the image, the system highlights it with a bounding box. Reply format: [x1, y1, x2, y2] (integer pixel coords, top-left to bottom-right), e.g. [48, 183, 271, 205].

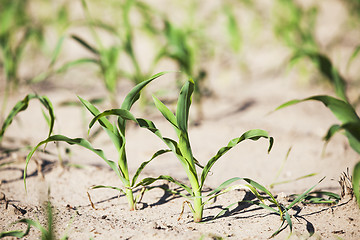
[188, 173, 203, 222]
[125, 188, 136, 210]
[192, 188, 203, 222]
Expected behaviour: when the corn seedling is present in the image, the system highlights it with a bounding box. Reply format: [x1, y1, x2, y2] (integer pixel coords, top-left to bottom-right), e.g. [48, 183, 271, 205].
[25, 72, 168, 211]
[275, 50, 360, 206]
[109, 78, 273, 222]
[216, 177, 325, 238]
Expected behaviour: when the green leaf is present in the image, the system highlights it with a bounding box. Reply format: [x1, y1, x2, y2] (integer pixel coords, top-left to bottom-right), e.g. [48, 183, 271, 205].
[176, 79, 194, 133]
[347, 45, 360, 71]
[49, 35, 66, 67]
[138, 175, 193, 197]
[131, 149, 171, 187]
[291, 51, 347, 101]
[78, 96, 122, 151]
[200, 129, 273, 188]
[243, 178, 279, 207]
[121, 72, 168, 111]
[88, 109, 137, 131]
[206, 177, 243, 197]
[283, 211, 292, 232]
[24, 135, 124, 190]
[323, 124, 342, 142]
[71, 34, 99, 55]
[55, 58, 98, 74]
[0, 94, 55, 143]
[117, 72, 168, 134]
[341, 122, 360, 154]
[287, 177, 325, 210]
[0, 227, 30, 238]
[91, 185, 125, 194]
[275, 95, 360, 124]
[353, 161, 360, 207]
[152, 95, 178, 131]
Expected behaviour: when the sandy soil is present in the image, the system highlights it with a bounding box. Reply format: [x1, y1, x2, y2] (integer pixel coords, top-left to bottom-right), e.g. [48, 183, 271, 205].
[1, 0, 360, 239]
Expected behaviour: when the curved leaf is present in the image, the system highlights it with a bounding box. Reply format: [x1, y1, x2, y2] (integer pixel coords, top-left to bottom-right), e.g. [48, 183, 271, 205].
[152, 95, 178, 131]
[200, 129, 273, 188]
[117, 72, 168, 133]
[78, 96, 122, 151]
[91, 185, 125, 194]
[275, 95, 359, 124]
[0, 94, 55, 143]
[131, 149, 171, 187]
[88, 109, 137, 132]
[24, 135, 123, 190]
[292, 51, 347, 101]
[137, 175, 193, 197]
[206, 177, 243, 197]
[121, 71, 168, 111]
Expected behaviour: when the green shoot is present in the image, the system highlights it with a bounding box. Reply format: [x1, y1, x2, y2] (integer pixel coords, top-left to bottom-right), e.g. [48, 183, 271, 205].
[217, 177, 325, 238]
[129, 79, 273, 222]
[25, 72, 168, 211]
[274, 51, 360, 206]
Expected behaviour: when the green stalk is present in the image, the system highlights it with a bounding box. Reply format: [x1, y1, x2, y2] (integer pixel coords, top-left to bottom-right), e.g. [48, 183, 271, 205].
[125, 187, 136, 210]
[191, 180, 203, 222]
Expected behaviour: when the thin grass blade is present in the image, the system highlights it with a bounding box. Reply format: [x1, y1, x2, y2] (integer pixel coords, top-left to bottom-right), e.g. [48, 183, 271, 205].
[49, 35, 66, 67]
[71, 34, 99, 55]
[286, 177, 325, 210]
[91, 185, 125, 194]
[243, 178, 279, 207]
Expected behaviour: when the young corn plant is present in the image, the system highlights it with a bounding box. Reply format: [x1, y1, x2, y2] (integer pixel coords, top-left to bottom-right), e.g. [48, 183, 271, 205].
[216, 177, 325, 238]
[101, 78, 272, 222]
[24, 72, 168, 211]
[275, 54, 360, 207]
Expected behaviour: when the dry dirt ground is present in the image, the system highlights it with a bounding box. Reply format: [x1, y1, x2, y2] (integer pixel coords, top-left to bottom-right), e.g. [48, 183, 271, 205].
[1, 0, 360, 239]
